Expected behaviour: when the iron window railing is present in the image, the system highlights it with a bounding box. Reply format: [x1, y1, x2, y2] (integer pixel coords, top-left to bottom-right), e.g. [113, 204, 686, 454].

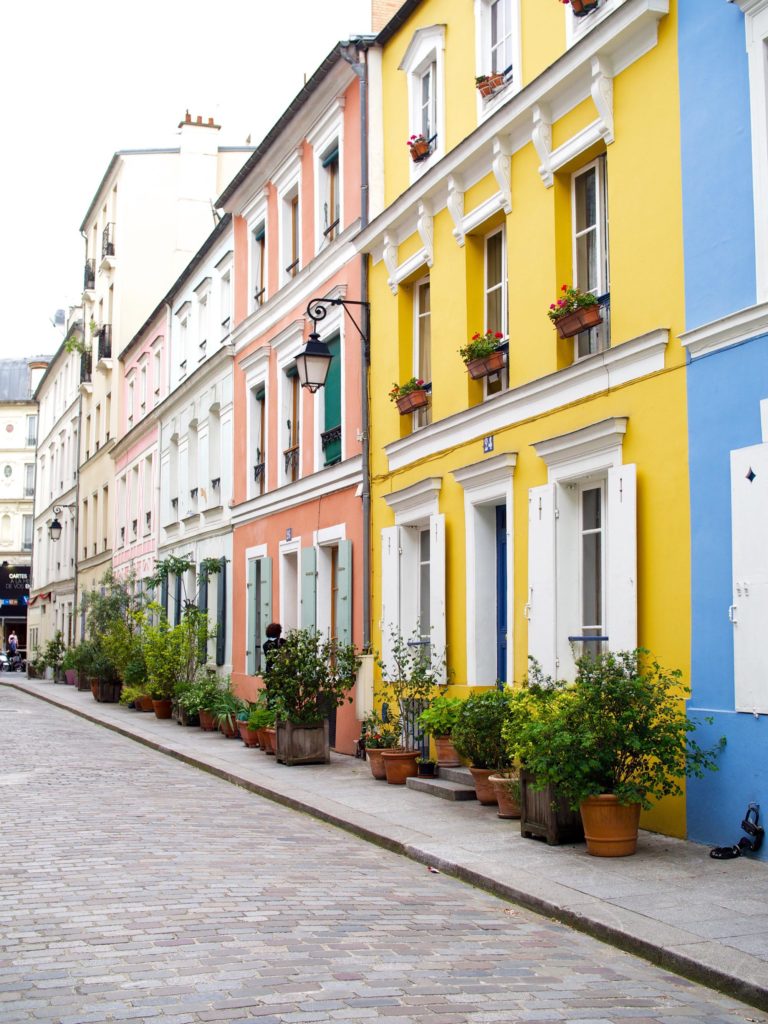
[102, 223, 115, 258]
[97, 325, 112, 360]
[320, 425, 342, 451]
[80, 352, 92, 383]
[283, 445, 300, 479]
[83, 259, 96, 290]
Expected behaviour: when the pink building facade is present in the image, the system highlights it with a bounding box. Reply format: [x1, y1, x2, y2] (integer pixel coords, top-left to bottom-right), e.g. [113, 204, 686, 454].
[221, 44, 370, 755]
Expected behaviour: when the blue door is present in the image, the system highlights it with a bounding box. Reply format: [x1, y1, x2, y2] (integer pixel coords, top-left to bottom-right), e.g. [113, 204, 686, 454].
[496, 504, 507, 685]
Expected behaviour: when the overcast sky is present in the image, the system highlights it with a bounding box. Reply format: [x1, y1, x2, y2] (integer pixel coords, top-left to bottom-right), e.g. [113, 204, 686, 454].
[1, 0, 371, 360]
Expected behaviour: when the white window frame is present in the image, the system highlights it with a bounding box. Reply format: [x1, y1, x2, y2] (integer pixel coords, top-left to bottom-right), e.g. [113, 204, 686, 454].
[279, 535, 302, 631]
[399, 24, 446, 179]
[308, 101, 345, 254]
[474, 0, 521, 121]
[571, 157, 610, 358]
[483, 226, 508, 398]
[565, 0, 629, 48]
[313, 523, 346, 640]
[741, 1, 768, 301]
[271, 320, 305, 488]
[413, 276, 432, 430]
[243, 191, 269, 314]
[273, 152, 303, 287]
[244, 348, 269, 501]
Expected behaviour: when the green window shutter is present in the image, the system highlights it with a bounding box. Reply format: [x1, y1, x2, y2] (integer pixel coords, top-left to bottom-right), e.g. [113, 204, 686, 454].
[336, 539, 352, 646]
[321, 146, 339, 168]
[198, 576, 208, 664]
[161, 577, 169, 616]
[247, 559, 258, 675]
[174, 575, 182, 626]
[258, 556, 272, 673]
[216, 557, 227, 667]
[300, 546, 317, 629]
[323, 336, 341, 466]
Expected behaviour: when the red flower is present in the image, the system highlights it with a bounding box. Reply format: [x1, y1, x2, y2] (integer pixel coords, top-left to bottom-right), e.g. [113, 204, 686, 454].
[495, 332, 503, 339]
[561, 284, 568, 291]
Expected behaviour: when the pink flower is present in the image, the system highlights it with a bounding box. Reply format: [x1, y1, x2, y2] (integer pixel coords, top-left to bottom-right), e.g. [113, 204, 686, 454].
[549, 304, 556, 310]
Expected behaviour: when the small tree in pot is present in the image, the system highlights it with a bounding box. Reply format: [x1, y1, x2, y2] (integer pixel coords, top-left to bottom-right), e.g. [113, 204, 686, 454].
[418, 696, 463, 766]
[451, 688, 512, 805]
[268, 628, 360, 766]
[43, 631, 66, 683]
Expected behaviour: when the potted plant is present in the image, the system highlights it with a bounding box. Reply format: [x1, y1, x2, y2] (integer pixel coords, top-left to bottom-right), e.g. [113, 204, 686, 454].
[548, 283, 603, 339]
[268, 628, 360, 766]
[459, 331, 506, 380]
[248, 706, 277, 753]
[487, 771, 521, 819]
[451, 688, 512, 805]
[507, 651, 724, 856]
[407, 133, 430, 162]
[418, 696, 463, 766]
[61, 647, 79, 686]
[361, 711, 401, 780]
[26, 654, 45, 679]
[237, 705, 260, 747]
[475, 71, 505, 97]
[560, 0, 600, 16]
[416, 756, 438, 778]
[89, 646, 122, 703]
[211, 680, 245, 738]
[389, 377, 428, 415]
[376, 629, 443, 785]
[43, 632, 66, 683]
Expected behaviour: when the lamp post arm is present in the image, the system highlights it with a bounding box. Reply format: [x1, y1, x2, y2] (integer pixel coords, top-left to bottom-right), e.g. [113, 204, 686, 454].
[306, 297, 370, 352]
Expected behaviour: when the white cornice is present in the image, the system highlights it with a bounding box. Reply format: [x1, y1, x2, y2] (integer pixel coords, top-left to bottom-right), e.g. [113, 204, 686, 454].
[156, 346, 234, 420]
[384, 328, 667, 472]
[680, 301, 768, 359]
[532, 416, 628, 467]
[359, 0, 668, 256]
[733, 1, 768, 14]
[270, 320, 305, 362]
[231, 455, 362, 525]
[383, 477, 442, 523]
[452, 452, 517, 490]
[239, 344, 272, 375]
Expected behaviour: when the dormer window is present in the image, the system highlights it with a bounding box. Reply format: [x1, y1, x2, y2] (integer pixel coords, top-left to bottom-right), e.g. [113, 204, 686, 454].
[475, 0, 519, 113]
[399, 24, 446, 173]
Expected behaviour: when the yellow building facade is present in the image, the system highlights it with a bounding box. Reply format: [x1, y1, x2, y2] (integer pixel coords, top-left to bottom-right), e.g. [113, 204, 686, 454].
[360, 0, 687, 836]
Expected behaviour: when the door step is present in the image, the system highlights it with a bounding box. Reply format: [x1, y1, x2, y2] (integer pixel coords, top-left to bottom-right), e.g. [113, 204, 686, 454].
[436, 765, 475, 786]
[406, 776, 477, 801]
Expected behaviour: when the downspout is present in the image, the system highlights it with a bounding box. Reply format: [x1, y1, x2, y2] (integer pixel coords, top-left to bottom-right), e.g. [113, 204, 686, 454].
[341, 38, 372, 652]
[73, 230, 89, 642]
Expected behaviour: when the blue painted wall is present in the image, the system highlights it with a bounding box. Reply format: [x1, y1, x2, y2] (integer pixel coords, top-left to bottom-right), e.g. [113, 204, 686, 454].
[680, 0, 768, 858]
[678, 0, 755, 329]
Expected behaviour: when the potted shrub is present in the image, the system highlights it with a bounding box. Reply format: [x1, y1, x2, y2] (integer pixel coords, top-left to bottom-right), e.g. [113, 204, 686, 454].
[211, 680, 246, 738]
[89, 646, 122, 703]
[61, 647, 79, 686]
[418, 696, 463, 766]
[459, 331, 506, 381]
[416, 756, 437, 778]
[376, 629, 443, 785]
[43, 632, 66, 683]
[237, 705, 260, 747]
[26, 654, 45, 679]
[361, 711, 401, 780]
[269, 628, 360, 766]
[248, 706, 277, 753]
[507, 651, 724, 856]
[118, 684, 143, 710]
[475, 72, 506, 97]
[451, 688, 512, 805]
[176, 669, 219, 727]
[548, 283, 602, 339]
[389, 377, 428, 415]
[407, 133, 430, 162]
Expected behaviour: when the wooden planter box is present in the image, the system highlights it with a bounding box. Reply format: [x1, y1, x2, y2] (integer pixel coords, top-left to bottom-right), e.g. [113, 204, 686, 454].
[519, 770, 584, 845]
[276, 719, 330, 766]
[76, 672, 91, 692]
[395, 389, 428, 415]
[465, 349, 506, 380]
[91, 678, 122, 704]
[554, 304, 603, 339]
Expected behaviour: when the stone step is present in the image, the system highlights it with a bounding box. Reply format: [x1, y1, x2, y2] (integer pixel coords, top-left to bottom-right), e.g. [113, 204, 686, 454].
[436, 765, 475, 786]
[406, 776, 477, 801]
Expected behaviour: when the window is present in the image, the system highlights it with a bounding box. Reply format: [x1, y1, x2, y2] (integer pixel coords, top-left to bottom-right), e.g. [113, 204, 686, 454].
[127, 380, 134, 427]
[24, 463, 34, 497]
[26, 415, 37, 446]
[207, 407, 220, 506]
[246, 555, 272, 675]
[198, 293, 209, 361]
[143, 456, 153, 534]
[400, 25, 445, 169]
[320, 144, 341, 244]
[187, 422, 198, 512]
[283, 368, 301, 484]
[140, 366, 147, 413]
[252, 224, 266, 307]
[169, 434, 179, 521]
[490, 0, 513, 75]
[414, 278, 432, 428]
[153, 348, 162, 404]
[131, 465, 139, 539]
[284, 191, 300, 280]
[251, 384, 267, 496]
[22, 515, 33, 551]
[528, 418, 636, 681]
[484, 228, 508, 396]
[220, 271, 231, 337]
[419, 63, 436, 143]
[321, 336, 342, 466]
[94, 405, 101, 451]
[572, 157, 610, 357]
[179, 317, 188, 378]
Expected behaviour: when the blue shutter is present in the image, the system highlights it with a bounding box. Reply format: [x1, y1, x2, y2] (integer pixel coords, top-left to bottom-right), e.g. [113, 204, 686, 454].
[161, 576, 169, 617]
[174, 574, 182, 625]
[198, 575, 208, 664]
[258, 556, 272, 673]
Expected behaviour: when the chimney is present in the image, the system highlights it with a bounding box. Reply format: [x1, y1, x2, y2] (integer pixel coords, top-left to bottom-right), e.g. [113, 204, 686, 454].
[371, 0, 405, 33]
[178, 110, 221, 130]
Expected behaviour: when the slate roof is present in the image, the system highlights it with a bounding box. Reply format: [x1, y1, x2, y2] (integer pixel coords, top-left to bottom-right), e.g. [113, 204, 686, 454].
[0, 357, 52, 403]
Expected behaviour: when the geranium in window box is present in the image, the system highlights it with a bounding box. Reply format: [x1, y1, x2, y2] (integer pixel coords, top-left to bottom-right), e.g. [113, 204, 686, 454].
[548, 284, 603, 339]
[407, 134, 430, 162]
[560, 0, 600, 17]
[389, 377, 429, 415]
[459, 331, 506, 380]
[475, 72, 505, 98]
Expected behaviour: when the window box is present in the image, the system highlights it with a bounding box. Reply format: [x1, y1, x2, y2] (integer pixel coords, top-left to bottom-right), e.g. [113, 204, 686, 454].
[408, 137, 431, 163]
[396, 389, 429, 415]
[569, 0, 599, 16]
[554, 305, 603, 340]
[466, 349, 507, 381]
[475, 72, 506, 98]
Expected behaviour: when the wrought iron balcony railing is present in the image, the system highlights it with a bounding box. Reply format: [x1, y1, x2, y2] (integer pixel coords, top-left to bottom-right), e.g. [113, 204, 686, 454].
[80, 351, 92, 383]
[320, 425, 342, 451]
[283, 445, 300, 481]
[102, 223, 115, 259]
[83, 259, 96, 290]
[97, 325, 112, 361]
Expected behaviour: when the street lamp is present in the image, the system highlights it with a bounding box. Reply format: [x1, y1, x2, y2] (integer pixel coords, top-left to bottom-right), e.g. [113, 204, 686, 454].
[48, 504, 75, 542]
[297, 296, 371, 392]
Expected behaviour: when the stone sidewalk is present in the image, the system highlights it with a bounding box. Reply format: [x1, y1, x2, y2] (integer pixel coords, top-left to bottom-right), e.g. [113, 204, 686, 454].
[5, 676, 768, 1011]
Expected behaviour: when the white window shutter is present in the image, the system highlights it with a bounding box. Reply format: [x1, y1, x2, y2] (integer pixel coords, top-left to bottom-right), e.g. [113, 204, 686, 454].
[429, 513, 446, 684]
[606, 463, 637, 654]
[380, 527, 401, 677]
[527, 484, 557, 679]
[246, 559, 257, 675]
[300, 546, 316, 630]
[731, 443, 768, 714]
[555, 483, 580, 681]
[336, 539, 353, 646]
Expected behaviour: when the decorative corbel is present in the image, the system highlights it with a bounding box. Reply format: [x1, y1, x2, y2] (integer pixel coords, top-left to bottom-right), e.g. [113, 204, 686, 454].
[417, 201, 434, 268]
[591, 56, 614, 145]
[382, 234, 399, 295]
[532, 103, 554, 188]
[491, 137, 513, 215]
[447, 175, 465, 246]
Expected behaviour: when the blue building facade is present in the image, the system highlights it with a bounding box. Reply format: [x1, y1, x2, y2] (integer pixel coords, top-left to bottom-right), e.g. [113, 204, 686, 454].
[679, 0, 768, 859]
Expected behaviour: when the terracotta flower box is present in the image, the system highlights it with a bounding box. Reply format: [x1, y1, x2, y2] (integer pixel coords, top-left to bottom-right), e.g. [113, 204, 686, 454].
[476, 72, 505, 97]
[554, 304, 602, 340]
[570, 0, 599, 16]
[466, 349, 506, 380]
[409, 139, 430, 162]
[396, 389, 429, 415]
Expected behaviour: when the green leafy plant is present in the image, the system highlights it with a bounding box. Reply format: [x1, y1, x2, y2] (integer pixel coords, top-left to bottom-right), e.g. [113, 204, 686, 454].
[267, 628, 360, 727]
[416, 756, 437, 766]
[43, 632, 66, 675]
[61, 647, 78, 671]
[142, 606, 215, 700]
[418, 695, 463, 737]
[376, 629, 445, 750]
[176, 668, 221, 715]
[451, 688, 512, 770]
[388, 377, 426, 403]
[361, 710, 401, 749]
[505, 651, 725, 810]
[458, 330, 505, 364]
[210, 679, 246, 729]
[247, 706, 276, 730]
[547, 283, 598, 323]
[119, 684, 145, 707]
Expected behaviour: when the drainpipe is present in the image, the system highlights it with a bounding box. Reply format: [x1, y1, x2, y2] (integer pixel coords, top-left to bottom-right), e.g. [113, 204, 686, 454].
[341, 39, 373, 652]
[73, 230, 90, 641]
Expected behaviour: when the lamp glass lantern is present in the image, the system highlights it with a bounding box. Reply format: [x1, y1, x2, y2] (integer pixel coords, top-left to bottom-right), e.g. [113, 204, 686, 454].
[49, 517, 63, 542]
[295, 331, 332, 393]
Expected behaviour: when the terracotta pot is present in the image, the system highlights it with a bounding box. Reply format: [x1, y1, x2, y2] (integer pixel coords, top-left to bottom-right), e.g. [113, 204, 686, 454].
[365, 747, 388, 780]
[219, 717, 239, 739]
[409, 139, 430, 162]
[138, 694, 155, 712]
[434, 735, 461, 767]
[237, 721, 260, 748]
[199, 708, 217, 731]
[476, 71, 505, 97]
[489, 773, 521, 819]
[580, 795, 641, 857]
[469, 766, 498, 806]
[570, 0, 599, 15]
[264, 726, 277, 755]
[395, 389, 428, 415]
[381, 749, 419, 785]
[555, 304, 603, 339]
[152, 698, 173, 719]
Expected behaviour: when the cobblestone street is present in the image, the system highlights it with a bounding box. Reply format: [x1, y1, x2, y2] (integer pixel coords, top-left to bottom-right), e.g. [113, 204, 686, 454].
[0, 686, 764, 1024]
